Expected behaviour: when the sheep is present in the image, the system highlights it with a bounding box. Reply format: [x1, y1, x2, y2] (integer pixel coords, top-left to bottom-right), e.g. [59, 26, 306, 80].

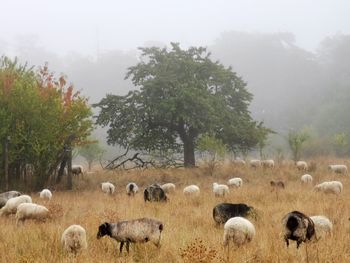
[310, 215, 333, 241]
[250, 159, 261, 168]
[213, 183, 230, 197]
[16, 203, 50, 224]
[227, 178, 243, 188]
[72, 164, 84, 176]
[213, 203, 256, 225]
[282, 210, 315, 248]
[0, 191, 21, 208]
[301, 174, 313, 183]
[270, 180, 285, 189]
[296, 161, 308, 171]
[262, 159, 275, 168]
[328, 164, 348, 174]
[233, 159, 246, 166]
[97, 218, 163, 254]
[144, 184, 167, 202]
[223, 217, 255, 247]
[126, 182, 139, 196]
[183, 185, 200, 196]
[0, 195, 32, 216]
[101, 182, 115, 195]
[39, 189, 52, 200]
[61, 224, 88, 254]
[314, 181, 343, 195]
[161, 183, 176, 194]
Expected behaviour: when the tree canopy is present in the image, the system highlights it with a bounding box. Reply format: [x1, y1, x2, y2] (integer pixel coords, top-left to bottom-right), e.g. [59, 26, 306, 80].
[94, 43, 270, 167]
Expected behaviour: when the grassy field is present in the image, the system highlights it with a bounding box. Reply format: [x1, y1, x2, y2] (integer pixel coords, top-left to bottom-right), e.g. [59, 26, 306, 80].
[0, 159, 350, 263]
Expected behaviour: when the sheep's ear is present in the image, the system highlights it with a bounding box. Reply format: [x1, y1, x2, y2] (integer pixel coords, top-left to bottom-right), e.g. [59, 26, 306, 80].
[103, 222, 109, 228]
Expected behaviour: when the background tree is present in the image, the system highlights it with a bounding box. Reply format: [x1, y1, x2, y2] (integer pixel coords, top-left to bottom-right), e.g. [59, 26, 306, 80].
[78, 140, 105, 171]
[287, 130, 310, 162]
[332, 132, 349, 157]
[94, 43, 267, 167]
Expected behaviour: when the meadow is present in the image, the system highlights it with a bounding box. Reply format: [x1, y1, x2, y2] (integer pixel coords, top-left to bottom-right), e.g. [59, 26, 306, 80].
[0, 158, 350, 263]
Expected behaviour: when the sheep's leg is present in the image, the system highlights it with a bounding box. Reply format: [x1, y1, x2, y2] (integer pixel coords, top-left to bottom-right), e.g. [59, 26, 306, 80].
[119, 242, 124, 254]
[284, 237, 289, 247]
[126, 242, 130, 253]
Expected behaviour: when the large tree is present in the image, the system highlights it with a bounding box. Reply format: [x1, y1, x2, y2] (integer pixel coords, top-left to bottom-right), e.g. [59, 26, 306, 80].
[94, 43, 266, 167]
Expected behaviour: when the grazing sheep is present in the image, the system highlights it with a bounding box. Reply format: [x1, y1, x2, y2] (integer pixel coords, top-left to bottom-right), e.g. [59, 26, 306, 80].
[39, 189, 52, 200]
[97, 218, 163, 254]
[0, 191, 21, 208]
[101, 182, 115, 195]
[310, 215, 333, 240]
[183, 185, 200, 196]
[144, 184, 167, 202]
[0, 195, 32, 216]
[328, 164, 348, 174]
[16, 203, 50, 224]
[227, 178, 243, 188]
[314, 181, 343, 195]
[223, 217, 255, 247]
[250, 159, 261, 168]
[61, 225, 88, 254]
[126, 182, 139, 196]
[270, 180, 285, 189]
[213, 203, 255, 225]
[296, 161, 308, 171]
[262, 159, 275, 168]
[282, 211, 315, 248]
[161, 183, 176, 194]
[301, 174, 313, 183]
[233, 159, 246, 166]
[213, 183, 230, 197]
[72, 164, 84, 176]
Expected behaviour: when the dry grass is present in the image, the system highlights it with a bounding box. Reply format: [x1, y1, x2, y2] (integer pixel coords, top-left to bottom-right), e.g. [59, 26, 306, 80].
[1, 160, 350, 262]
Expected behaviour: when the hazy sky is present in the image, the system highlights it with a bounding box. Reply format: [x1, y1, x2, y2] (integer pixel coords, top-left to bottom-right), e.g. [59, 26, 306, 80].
[1, 0, 349, 55]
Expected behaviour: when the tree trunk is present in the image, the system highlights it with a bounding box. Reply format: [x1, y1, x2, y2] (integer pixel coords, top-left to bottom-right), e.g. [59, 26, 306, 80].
[183, 138, 195, 168]
[3, 138, 9, 191]
[56, 159, 67, 184]
[67, 148, 73, 190]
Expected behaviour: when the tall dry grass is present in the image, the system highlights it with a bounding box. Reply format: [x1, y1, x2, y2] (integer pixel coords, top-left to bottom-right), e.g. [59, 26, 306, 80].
[0, 160, 350, 262]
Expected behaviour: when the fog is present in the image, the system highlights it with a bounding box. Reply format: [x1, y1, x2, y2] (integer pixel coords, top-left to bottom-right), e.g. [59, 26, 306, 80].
[1, 0, 350, 157]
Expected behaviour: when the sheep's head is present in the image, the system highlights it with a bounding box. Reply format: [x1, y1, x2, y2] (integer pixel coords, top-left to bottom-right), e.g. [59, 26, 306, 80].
[97, 222, 111, 239]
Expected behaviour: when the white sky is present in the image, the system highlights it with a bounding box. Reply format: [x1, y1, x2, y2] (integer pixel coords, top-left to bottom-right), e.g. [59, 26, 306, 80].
[0, 0, 349, 55]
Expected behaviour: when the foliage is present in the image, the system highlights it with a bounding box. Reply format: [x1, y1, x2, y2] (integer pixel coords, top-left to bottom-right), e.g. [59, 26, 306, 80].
[94, 43, 267, 167]
[78, 139, 105, 170]
[287, 130, 310, 162]
[332, 132, 349, 157]
[0, 56, 93, 190]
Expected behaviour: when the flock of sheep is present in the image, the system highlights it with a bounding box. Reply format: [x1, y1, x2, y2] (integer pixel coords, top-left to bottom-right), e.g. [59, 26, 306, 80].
[0, 159, 348, 257]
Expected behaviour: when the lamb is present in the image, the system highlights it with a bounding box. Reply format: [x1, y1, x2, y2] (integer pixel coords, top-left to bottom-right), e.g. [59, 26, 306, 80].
[144, 184, 167, 202]
[213, 203, 256, 225]
[314, 181, 343, 195]
[328, 164, 348, 174]
[227, 178, 243, 188]
[161, 183, 176, 194]
[0, 195, 32, 216]
[213, 183, 230, 197]
[0, 191, 21, 208]
[101, 182, 115, 195]
[262, 159, 275, 168]
[61, 224, 88, 254]
[126, 182, 139, 196]
[183, 185, 200, 196]
[309, 215, 333, 241]
[270, 180, 285, 189]
[296, 161, 308, 171]
[97, 218, 163, 254]
[282, 210, 315, 248]
[39, 189, 52, 200]
[16, 203, 50, 224]
[223, 217, 255, 247]
[250, 159, 261, 168]
[301, 174, 313, 183]
[72, 164, 84, 176]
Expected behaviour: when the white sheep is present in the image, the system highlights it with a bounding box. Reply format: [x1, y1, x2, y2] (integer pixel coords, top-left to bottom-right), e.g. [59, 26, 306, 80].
[296, 161, 308, 171]
[233, 159, 246, 166]
[262, 159, 275, 168]
[61, 225, 88, 254]
[227, 178, 243, 188]
[328, 164, 348, 174]
[314, 181, 343, 195]
[101, 182, 115, 195]
[250, 159, 261, 168]
[126, 182, 139, 196]
[39, 189, 52, 200]
[0, 195, 32, 216]
[161, 183, 176, 194]
[310, 215, 333, 241]
[72, 164, 84, 176]
[301, 174, 313, 183]
[183, 185, 200, 196]
[223, 217, 255, 247]
[213, 183, 230, 197]
[16, 203, 50, 224]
